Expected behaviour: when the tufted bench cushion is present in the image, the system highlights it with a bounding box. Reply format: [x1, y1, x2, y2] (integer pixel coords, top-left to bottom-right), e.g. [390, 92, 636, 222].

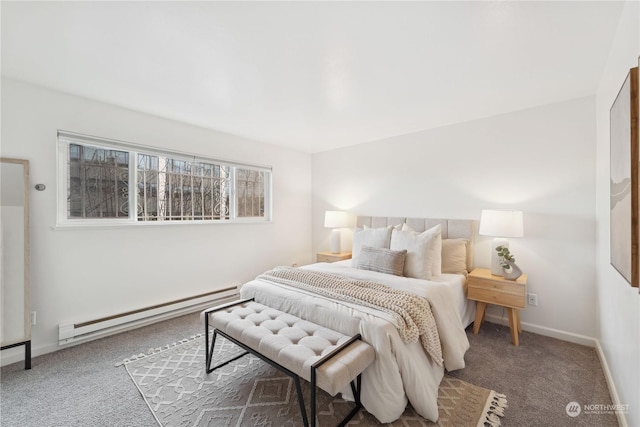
[207, 301, 375, 397]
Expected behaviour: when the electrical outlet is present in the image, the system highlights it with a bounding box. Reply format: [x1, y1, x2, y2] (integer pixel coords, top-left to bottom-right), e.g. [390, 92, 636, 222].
[31, 311, 37, 326]
[527, 293, 538, 306]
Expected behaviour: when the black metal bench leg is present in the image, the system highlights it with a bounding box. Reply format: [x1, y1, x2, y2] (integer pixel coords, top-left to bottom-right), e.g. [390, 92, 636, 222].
[205, 314, 210, 370]
[352, 374, 362, 406]
[311, 368, 317, 427]
[293, 376, 310, 427]
[206, 330, 250, 374]
[312, 369, 363, 427]
[206, 330, 219, 373]
[336, 374, 363, 427]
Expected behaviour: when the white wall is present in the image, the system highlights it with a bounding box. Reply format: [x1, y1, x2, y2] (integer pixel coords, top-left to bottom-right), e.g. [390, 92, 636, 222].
[0, 78, 312, 363]
[312, 96, 597, 339]
[595, 2, 639, 426]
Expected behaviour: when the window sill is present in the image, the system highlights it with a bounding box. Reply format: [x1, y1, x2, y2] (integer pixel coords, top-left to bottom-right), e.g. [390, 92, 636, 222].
[52, 218, 272, 230]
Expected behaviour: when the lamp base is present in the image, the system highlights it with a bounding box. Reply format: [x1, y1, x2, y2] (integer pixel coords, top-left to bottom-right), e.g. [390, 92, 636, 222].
[490, 238, 508, 276]
[330, 229, 341, 254]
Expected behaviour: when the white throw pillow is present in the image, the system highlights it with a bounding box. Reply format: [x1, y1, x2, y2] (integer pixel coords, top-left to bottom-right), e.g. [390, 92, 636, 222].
[351, 226, 394, 267]
[401, 223, 442, 277]
[390, 224, 442, 279]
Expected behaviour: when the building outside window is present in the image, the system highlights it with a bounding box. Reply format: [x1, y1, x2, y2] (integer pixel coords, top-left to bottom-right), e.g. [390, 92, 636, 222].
[58, 131, 271, 226]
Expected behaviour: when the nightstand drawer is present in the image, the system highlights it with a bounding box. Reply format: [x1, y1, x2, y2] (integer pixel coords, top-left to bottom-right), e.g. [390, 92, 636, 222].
[467, 282, 525, 309]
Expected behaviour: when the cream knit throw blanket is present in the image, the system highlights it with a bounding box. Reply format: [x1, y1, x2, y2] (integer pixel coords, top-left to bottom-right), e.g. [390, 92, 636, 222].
[257, 267, 443, 366]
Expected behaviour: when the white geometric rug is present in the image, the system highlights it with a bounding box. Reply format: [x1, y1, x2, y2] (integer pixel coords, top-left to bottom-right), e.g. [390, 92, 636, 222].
[120, 335, 507, 426]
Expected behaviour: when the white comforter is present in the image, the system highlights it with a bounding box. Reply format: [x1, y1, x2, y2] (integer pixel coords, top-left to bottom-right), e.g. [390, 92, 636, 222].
[239, 262, 471, 423]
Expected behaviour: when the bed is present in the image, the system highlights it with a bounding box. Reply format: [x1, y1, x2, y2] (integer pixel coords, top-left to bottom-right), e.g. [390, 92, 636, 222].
[239, 216, 476, 423]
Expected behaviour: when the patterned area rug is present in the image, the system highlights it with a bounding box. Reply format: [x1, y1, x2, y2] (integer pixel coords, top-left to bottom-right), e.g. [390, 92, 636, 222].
[120, 335, 507, 427]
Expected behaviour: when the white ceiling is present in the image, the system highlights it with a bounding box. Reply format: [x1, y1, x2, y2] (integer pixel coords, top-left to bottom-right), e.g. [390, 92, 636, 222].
[1, 1, 625, 153]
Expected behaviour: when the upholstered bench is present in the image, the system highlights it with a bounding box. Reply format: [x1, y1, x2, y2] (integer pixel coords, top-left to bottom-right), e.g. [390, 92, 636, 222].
[203, 298, 375, 427]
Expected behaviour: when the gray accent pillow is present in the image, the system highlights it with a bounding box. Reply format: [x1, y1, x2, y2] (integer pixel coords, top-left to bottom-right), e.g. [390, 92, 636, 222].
[355, 245, 407, 276]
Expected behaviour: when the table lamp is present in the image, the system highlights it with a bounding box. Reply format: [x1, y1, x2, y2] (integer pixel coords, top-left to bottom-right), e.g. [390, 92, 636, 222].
[324, 211, 352, 254]
[479, 209, 524, 276]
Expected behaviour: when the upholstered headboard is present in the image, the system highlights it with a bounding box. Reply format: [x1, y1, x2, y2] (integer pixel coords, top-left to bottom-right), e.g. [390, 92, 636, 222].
[355, 216, 477, 271]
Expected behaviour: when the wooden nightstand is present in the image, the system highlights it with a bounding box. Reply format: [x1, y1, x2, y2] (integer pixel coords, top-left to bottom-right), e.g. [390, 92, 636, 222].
[467, 267, 528, 346]
[316, 251, 352, 263]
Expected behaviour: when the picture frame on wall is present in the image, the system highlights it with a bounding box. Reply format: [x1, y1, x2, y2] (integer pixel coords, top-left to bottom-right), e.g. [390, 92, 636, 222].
[610, 66, 639, 287]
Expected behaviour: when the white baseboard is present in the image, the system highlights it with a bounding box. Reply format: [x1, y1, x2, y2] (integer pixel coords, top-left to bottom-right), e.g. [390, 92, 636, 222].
[484, 313, 629, 427]
[0, 298, 233, 367]
[594, 341, 629, 427]
[483, 313, 597, 347]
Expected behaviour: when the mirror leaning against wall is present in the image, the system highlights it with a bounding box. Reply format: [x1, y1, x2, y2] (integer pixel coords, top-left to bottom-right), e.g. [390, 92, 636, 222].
[0, 158, 31, 369]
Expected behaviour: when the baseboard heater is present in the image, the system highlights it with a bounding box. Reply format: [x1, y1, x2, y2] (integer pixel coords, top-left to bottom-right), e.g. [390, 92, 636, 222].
[59, 286, 240, 346]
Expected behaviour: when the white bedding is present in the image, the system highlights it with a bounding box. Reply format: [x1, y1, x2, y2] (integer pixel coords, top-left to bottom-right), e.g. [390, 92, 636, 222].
[239, 261, 473, 423]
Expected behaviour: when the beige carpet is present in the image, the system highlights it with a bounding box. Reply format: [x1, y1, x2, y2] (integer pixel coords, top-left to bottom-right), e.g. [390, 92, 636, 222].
[120, 334, 507, 427]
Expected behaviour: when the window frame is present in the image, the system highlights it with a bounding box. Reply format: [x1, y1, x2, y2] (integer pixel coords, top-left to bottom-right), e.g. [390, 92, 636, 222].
[56, 131, 272, 227]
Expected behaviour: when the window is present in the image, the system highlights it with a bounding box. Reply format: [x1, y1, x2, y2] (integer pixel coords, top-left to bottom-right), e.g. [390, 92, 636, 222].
[136, 154, 231, 221]
[236, 168, 266, 218]
[68, 143, 130, 219]
[58, 131, 272, 225]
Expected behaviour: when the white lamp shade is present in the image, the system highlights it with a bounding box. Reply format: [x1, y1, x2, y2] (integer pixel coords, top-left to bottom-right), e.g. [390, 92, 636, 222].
[479, 210, 524, 238]
[324, 211, 352, 229]
[324, 211, 353, 254]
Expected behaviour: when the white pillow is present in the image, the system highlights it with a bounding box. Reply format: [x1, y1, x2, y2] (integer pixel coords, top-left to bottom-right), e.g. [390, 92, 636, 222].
[351, 226, 394, 267]
[390, 224, 442, 279]
[363, 223, 402, 231]
[401, 223, 442, 277]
